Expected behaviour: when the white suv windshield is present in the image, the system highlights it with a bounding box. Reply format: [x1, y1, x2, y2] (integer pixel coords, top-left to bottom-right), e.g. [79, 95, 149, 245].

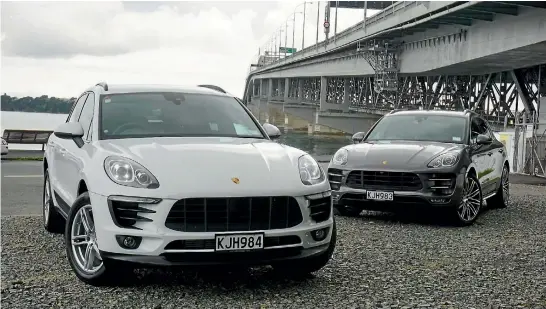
[99, 92, 264, 140]
[365, 114, 467, 144]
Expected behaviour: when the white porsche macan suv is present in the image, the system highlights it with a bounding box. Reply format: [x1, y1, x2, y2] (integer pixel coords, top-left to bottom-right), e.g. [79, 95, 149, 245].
[42, 82, 336, 285]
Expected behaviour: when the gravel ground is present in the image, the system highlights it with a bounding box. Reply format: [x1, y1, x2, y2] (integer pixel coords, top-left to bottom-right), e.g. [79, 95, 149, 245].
[2, 184, 546, 309]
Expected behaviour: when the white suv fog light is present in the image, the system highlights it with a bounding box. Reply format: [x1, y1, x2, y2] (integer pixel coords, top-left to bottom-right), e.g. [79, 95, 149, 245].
[311, 227, 329, 241]
[116, 235, 142, 249]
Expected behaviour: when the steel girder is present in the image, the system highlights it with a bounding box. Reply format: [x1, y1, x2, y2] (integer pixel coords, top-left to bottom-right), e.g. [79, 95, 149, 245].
[250, 64, 545, 127]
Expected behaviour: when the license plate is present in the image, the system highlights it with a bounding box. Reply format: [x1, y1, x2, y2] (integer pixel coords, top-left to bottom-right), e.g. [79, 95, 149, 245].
[215, 233, 264, 252]
[366, 191, 394, 201]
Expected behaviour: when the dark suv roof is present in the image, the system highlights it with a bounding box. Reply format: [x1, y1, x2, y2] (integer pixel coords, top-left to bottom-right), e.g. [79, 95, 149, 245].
[387, 109, 475, 118]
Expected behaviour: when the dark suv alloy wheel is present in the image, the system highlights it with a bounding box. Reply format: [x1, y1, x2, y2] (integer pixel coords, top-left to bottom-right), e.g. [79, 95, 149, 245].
[452, 173, 483, 226]
[43, 168, 65, 234]
[65, 192, 133, 286]
[487, 165, 509, 209]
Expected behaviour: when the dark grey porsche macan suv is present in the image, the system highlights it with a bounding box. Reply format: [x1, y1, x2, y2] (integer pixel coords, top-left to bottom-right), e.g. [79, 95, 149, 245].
[327, 109, 510, 225]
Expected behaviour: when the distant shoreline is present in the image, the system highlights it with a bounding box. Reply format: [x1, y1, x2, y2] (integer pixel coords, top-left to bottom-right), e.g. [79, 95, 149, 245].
[1, 110, 69, 115]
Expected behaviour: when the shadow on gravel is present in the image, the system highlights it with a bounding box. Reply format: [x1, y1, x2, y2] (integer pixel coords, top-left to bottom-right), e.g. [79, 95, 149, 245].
[353, 205, 499, 227]
[110, 265, 315, 290]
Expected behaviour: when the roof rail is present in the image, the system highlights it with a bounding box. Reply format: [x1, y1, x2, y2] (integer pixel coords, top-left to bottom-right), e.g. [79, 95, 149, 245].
[197, 84, 226, 94]
[96, 82, 108, 91]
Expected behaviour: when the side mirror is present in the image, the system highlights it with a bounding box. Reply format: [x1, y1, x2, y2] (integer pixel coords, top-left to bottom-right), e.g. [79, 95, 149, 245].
[54, 123, 85, 147]
[263, 123, 281, 139]
[476, 134, 492, 145]
[54, 122, 84, 139]
[352, 132, 366, 144]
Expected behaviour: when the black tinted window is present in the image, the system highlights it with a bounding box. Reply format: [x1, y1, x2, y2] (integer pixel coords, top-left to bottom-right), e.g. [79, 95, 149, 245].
[470, 117, 489, 143]
[68, 93, 88, 123]
[366, 114, 467, 144]
[99, 92, 264, 140]
[79, 93, 95, 140]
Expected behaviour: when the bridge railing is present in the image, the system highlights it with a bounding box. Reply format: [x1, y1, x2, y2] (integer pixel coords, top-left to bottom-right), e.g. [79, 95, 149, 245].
[266, 1, 418, 68]
[2, 129, 53, 151]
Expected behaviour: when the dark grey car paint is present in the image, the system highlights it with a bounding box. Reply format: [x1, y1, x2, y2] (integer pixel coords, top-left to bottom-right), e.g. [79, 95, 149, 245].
[328, 110, 509, 211]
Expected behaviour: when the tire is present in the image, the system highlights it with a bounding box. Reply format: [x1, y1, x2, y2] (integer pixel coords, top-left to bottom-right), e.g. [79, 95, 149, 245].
[65, 192, 133, 286]
[43, 169, 65, 234]
[487, 165, 509, 209]
[335, 205, 362, 217]
[452, 173, 483, 226]
[273, 219, 337, 276]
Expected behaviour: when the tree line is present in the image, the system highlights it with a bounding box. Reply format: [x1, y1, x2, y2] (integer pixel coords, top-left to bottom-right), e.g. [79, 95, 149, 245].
[1, 94, 75, 114]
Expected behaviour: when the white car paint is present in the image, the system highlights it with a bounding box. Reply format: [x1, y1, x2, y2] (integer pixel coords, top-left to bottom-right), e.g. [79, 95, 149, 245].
[1, 138, 8, 155]
[44, 83, 334, 278]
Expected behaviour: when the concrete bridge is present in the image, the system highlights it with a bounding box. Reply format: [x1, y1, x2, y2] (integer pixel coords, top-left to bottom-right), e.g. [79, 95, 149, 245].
[242, 1, 546, 134]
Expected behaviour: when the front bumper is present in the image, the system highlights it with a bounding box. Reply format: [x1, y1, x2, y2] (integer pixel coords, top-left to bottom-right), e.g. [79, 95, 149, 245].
[328, 168, 466, 211]
[100, 243, 329, 266]
[89, 190, 334, 266]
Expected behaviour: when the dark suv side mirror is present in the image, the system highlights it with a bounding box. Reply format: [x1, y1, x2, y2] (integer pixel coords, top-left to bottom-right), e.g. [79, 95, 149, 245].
[352, 132, 366, 144]
[476, 134, 492, 145]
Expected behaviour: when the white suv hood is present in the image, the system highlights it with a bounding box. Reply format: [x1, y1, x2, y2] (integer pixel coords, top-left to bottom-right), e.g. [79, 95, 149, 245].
[94, 137, 322, 198]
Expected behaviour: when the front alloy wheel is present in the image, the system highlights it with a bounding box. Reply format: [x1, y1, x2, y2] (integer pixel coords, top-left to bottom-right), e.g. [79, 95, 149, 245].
[489, 165, 509, 209]
[71, 204, 103, 275]
[455, 173, 482, 225]
[65, 192, 132, 286]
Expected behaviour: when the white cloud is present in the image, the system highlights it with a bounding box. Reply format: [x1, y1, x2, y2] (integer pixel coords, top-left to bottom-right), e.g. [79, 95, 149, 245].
[0, 1, 379, 99]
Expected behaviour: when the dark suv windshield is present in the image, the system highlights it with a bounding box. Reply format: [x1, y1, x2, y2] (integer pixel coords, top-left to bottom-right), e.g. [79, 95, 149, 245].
[99, 92, 264, 140]
[365, 114, 467, 144]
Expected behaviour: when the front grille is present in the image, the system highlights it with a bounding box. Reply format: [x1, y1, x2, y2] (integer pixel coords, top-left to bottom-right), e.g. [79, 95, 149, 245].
[308, 196, 331, 222]
[346, 170, 422, 191]
[165, 197, 303, 232]
[164, 235, 301, 250]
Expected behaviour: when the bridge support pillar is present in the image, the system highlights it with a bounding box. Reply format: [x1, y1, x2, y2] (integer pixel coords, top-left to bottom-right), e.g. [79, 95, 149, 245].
[267, 78, 273, 101]
[341, 78, 351, 113]
[284, 78, 290, 103]
[319, 76, 328, 111]
[297, 78, 303, 103]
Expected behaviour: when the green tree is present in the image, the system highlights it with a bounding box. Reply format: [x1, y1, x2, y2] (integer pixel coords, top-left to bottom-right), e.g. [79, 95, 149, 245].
[1, 93, 75, 114]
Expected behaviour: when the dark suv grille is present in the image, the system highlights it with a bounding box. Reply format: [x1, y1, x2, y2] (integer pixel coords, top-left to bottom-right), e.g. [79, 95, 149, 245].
[165, 197, 303, 232]
[346, 170, 422, 191]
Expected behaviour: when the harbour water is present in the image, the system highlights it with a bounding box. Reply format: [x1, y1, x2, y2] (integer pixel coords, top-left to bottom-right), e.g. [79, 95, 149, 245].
[1, 110, 352, 156]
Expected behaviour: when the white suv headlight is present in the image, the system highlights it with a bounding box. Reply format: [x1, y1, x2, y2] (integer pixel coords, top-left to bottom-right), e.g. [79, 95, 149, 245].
[428, 153, 459, 168]
[298, 154, 324, 185]
[332, 148, 348, 165]
[104, 156, 160, 189]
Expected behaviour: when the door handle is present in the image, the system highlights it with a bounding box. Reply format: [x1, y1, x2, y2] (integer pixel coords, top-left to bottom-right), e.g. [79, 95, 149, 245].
[499, 149, 504, 154]
[487, 152, 493, 156]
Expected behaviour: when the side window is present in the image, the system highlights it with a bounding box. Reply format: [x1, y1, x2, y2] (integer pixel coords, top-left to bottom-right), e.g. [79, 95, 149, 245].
[78, 93, 95, 141]
[470, 117, 489, 144]
[67, 93, 88, 123]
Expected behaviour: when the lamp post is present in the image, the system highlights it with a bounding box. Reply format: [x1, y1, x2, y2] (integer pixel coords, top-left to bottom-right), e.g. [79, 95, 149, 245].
[293, 2, 311, 51]
[316, 1, 320, 45]
[290, 12, 303, 53]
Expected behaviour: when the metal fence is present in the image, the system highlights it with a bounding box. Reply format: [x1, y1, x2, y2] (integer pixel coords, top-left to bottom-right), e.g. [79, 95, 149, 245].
[512, 111, 546, 178]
